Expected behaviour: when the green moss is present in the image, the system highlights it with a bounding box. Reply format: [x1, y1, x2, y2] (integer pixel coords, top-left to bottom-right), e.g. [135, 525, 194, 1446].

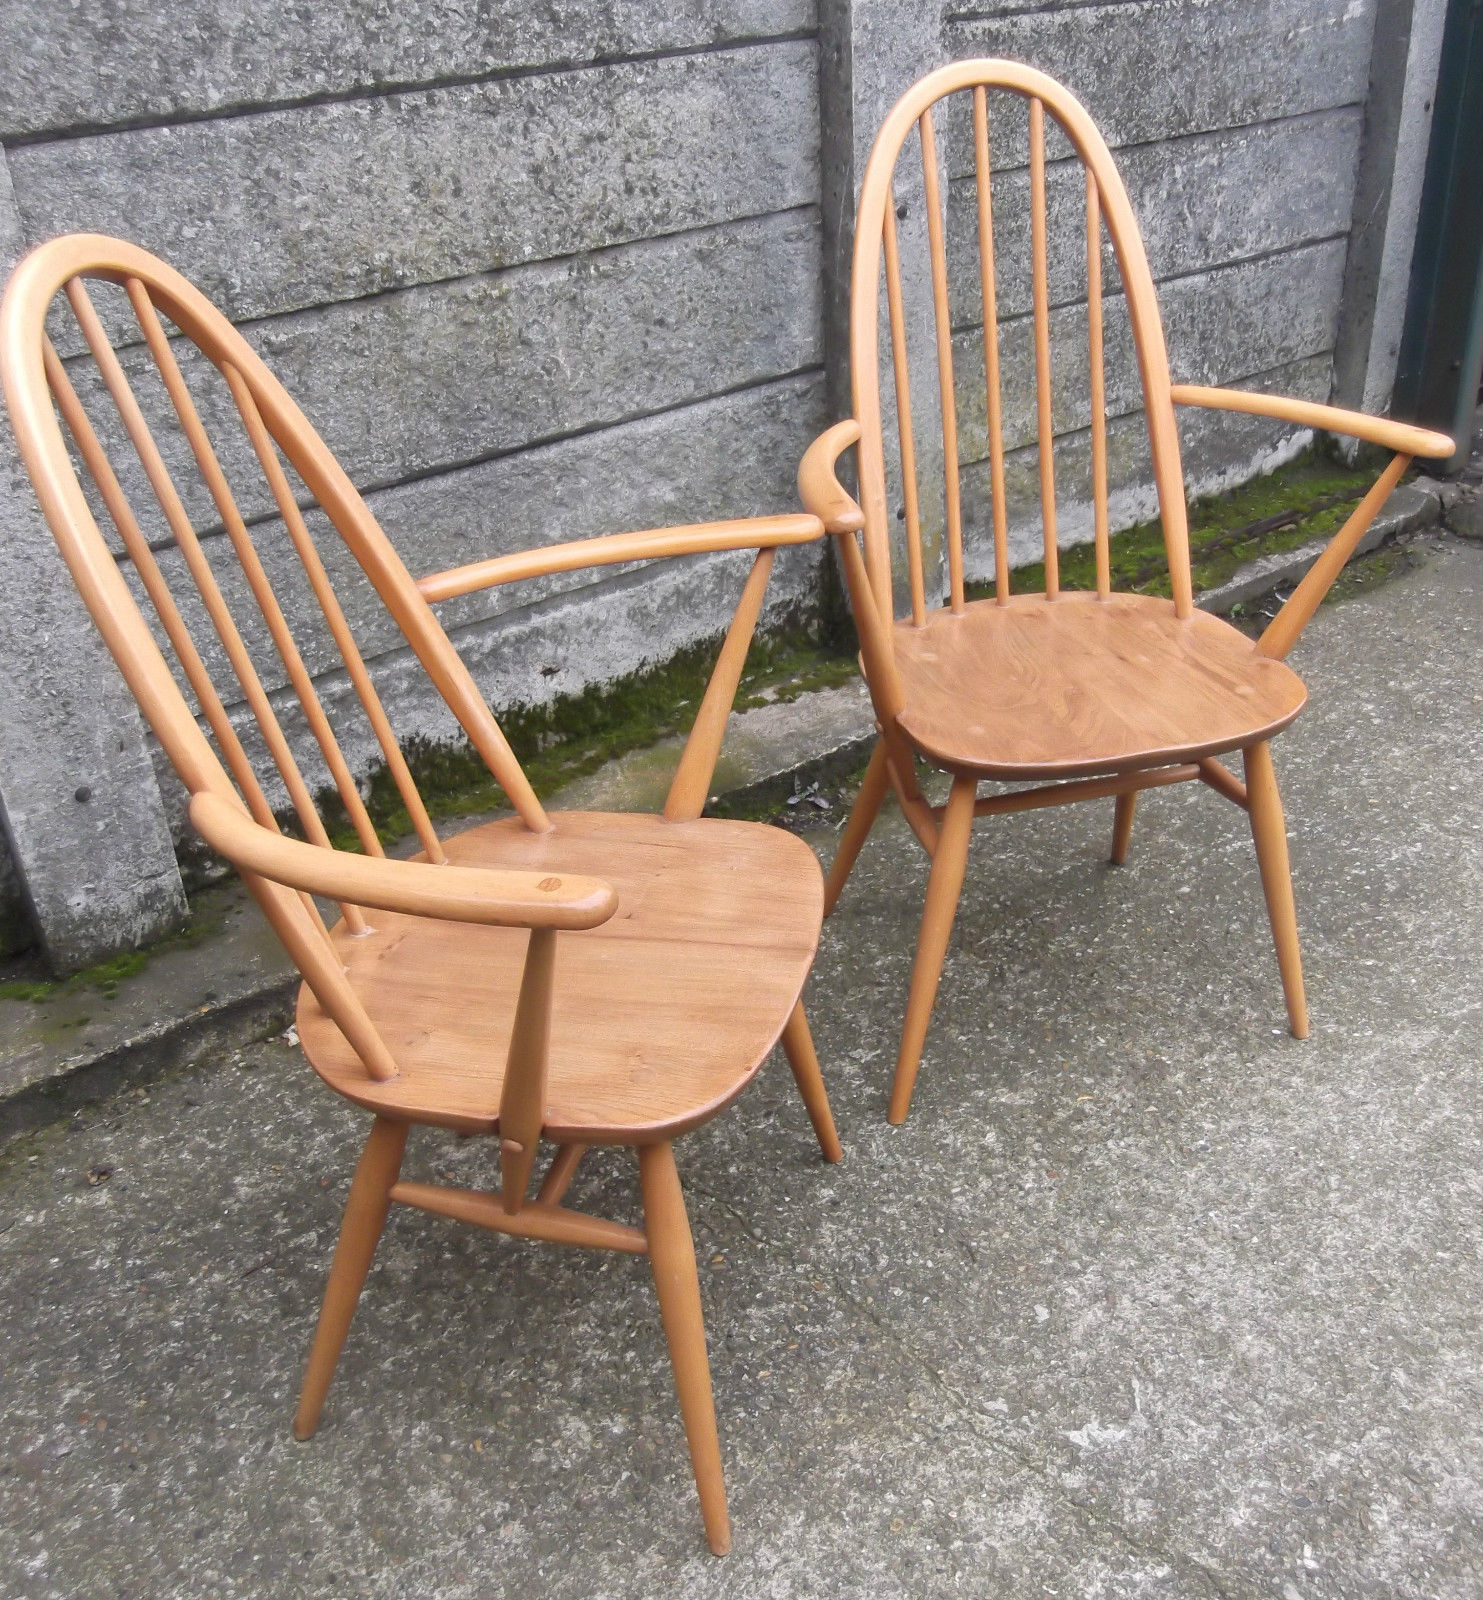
[1321, 540, 1424, 604]
[315, 622, 859, 852]
[967, 447, 1377, 603]
[0, 891, 230, 1005]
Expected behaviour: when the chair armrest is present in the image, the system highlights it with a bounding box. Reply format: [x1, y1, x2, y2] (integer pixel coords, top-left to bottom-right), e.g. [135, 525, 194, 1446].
[417, 513, 824, 604]
[798, 420, 865, 534]
[189, 791, 617, 930]
[1169, 385, 1455, 459]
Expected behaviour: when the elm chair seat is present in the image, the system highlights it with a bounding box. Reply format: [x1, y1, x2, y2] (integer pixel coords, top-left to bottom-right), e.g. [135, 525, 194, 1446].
[303, 810, 824, 1138]
[891, 592, 1307, 781]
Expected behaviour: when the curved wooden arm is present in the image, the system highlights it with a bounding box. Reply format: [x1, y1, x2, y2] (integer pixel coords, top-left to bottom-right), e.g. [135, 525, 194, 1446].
[189, 791, 617, 929]
[1170, 385, 1455, 459]
[798, 419, 865, 534]
[417, 513, 824, 604]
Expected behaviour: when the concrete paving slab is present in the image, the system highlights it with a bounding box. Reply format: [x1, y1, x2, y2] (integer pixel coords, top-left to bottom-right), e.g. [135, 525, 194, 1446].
[3, 536, 1481, 1598]
[0, 885, 293, 1142]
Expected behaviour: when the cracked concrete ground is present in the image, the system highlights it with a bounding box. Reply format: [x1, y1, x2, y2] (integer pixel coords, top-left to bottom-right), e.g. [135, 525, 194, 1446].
[3, 532, 1483, 1599]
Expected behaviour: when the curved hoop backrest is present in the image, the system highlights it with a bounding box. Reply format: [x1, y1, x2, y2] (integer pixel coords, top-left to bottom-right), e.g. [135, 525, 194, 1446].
[0, 234, 558, 1082]
[0, 234, 548, 839]
[850, 60, 1194, 638]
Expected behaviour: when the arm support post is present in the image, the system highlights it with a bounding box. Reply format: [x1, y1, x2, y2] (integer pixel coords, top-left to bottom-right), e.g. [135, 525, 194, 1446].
[499, 926, 557, 1213]
[1170, 385, 1455, 660]
[1257, 451, 1411, 660]
[664, 546, 776, 821]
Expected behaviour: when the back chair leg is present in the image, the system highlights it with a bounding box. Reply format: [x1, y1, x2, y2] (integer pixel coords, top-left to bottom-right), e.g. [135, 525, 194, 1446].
[889, 772, 977, 1124]
[824, 738, 890, 916]
[639, 1142, 731, 1556]
[536, 1142, 588, 1205]
[779, 1001, 844, 1162]
[1109, 789, 1137, 865]
[294, 1116, 409, 1440]
[1243, 740, 1309, 1039]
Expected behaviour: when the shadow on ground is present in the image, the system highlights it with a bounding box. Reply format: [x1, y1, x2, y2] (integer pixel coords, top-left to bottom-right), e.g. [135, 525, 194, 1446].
[2, 535, 1482, 1599]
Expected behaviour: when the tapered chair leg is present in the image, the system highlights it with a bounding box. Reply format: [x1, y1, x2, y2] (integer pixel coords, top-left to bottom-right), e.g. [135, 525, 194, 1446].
[639, 1142, 730, 1556]
[1110, 789, 1137, 865]
[824, 739, 891, 916]
[779, 1001, 843, 1162]
[1243, 739, 1309, 1039]
[293, 1116, 408, 1441]
[889, 772, 977, 1124]
[536, 1142, 588, 1206]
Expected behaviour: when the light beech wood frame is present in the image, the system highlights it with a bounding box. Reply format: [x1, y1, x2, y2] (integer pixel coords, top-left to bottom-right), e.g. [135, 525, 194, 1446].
[798, 62, 1454, 1123]
[1, 233, 845, 1555]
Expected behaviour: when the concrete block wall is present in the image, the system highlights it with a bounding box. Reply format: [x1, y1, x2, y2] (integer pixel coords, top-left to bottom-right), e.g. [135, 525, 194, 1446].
[0, 2, 830, 964]
[0, 0, 1433, 964]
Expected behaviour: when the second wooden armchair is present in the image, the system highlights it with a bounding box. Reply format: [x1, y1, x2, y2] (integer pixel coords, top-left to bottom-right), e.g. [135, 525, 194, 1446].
[798, 61, 1454, 1123]
[0, 233, 843, 1555]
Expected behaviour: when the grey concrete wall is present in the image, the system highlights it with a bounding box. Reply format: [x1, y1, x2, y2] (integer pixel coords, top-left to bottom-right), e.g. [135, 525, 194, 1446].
[0, 4, 829, 958]
[0, 0, 1418, 959]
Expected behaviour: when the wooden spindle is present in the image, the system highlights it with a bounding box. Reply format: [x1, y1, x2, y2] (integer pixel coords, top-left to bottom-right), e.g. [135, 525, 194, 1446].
[499, 927, 557, 1214]
[1086, 172, 1110, 600]
[222, 365, 447, 865]
[883, 192, 926, 626]
[919, 108, 965, 613]
[127, 280, 387, 863]
[665, 547, 774, 820]
[43, 342, 277, 832]
[973, 86, 1011, 605]
[64, 280, 367, 929]
[1029, 97, 1059, 598]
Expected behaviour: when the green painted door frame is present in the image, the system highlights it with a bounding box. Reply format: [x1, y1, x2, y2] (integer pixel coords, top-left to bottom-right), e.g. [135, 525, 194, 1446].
[1393, 0, 1483, 474]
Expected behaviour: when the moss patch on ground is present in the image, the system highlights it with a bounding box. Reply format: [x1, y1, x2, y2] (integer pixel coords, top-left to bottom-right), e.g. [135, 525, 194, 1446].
[0, 889, 231, 1004]
[316, 624, 860, 852]
[968, 447, 1378, 603]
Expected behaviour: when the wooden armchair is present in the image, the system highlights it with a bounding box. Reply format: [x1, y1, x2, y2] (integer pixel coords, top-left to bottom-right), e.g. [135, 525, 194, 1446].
[799, 62, 1454, 1123]
[0, 233, 843, 1554]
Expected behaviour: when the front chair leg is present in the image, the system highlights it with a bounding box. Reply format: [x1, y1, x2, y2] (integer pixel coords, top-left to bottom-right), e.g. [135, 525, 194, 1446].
[1243, 740, 1309, 1039]
[779, 1001, 843, 1162]
[824, 738, 891, 916]
[639, 1142, 730, 1556]
[294, 1116, 409, 1440]
[889, 772, 977, 1125]
[1110, 789, 1137, 865]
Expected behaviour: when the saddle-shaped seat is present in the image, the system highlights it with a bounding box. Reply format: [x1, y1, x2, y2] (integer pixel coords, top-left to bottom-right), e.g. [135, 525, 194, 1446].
[302, 811, 823, 1138]
[891, 592, 1307, 781]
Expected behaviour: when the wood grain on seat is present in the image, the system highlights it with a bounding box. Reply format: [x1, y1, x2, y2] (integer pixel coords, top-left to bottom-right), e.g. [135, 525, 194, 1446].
[892, 592, 1307, 780]
[298, 811, 823, 1141]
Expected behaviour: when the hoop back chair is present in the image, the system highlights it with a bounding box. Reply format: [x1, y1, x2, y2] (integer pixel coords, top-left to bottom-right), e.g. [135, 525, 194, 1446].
[0, 233, 846, 1554]
[798, 62, 1454, 1122]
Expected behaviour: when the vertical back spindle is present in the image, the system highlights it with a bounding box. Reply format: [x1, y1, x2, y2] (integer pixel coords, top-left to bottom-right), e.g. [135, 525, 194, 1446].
[1086, 172, 1110, 600]
[919, 109, 965, 613]
[222, 365, 447, 865]
[64, 279, 367, 931]
[882, 192, 926, 625]
[1028, 97, 1059, 598]
[973, 87, 1011, 605]
[126, 280, 388, 863]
